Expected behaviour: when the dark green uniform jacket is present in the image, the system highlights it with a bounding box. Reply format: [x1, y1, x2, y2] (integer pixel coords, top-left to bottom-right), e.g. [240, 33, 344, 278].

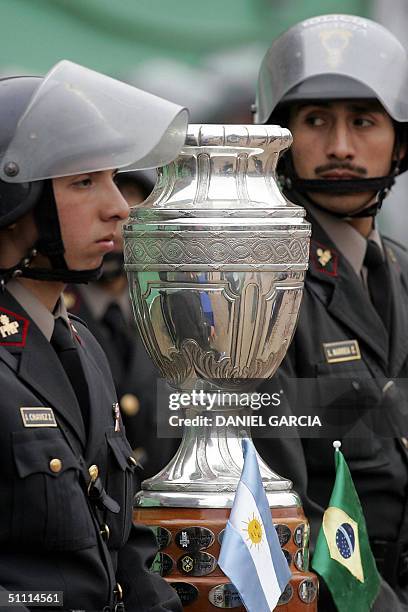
[0, 289, 181, 612]
[255, 199, 408, 610]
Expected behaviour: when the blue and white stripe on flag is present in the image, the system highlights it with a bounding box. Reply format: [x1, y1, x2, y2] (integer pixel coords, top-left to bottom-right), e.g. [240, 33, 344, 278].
[218, 439, 291, 612]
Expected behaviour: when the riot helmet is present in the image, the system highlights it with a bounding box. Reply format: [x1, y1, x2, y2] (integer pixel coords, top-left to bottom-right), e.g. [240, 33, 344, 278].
[253, 14, 408, 217]
[0, 60, 188, 286]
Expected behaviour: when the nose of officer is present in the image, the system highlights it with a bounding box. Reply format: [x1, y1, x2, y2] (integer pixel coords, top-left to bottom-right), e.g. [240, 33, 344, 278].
[101, 178, 130, 223]
[326, 119, 355, 162]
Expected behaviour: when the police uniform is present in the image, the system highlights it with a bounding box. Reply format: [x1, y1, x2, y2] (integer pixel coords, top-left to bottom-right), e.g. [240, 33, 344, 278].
[63, 284, 179, 479]
[255, 194, 408, 610]
[0, 281, 181, 611]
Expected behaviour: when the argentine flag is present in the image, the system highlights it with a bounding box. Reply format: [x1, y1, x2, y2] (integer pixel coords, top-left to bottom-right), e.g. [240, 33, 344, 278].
[219, 439, 291, 611]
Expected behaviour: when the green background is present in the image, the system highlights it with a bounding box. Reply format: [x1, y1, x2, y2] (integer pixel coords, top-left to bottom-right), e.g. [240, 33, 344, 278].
[2, 0, 370, 76]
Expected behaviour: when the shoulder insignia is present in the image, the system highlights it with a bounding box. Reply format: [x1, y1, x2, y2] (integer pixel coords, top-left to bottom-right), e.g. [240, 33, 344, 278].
[310, 241, 338, 277]
[0, 307, 29, 347]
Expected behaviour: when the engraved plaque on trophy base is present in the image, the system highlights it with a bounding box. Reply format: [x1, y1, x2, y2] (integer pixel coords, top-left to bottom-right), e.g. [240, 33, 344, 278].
[134, 505, 318, 611]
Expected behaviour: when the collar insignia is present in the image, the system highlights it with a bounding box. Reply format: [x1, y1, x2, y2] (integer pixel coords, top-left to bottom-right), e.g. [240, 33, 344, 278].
[311, 241, 338, 277]
[0, 307, 29, 347]
[317, 248, 332, 267]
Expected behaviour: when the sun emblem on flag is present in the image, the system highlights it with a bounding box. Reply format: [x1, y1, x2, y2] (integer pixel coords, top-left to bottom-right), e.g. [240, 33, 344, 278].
[243, 513, 263, 548]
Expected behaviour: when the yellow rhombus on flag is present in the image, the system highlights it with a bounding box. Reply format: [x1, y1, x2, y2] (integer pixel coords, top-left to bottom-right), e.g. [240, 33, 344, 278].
[312, 446, 380, 612]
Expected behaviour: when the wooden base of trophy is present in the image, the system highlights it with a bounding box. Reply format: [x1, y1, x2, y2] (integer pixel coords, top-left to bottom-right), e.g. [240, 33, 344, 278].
[134, 505, 318, 610]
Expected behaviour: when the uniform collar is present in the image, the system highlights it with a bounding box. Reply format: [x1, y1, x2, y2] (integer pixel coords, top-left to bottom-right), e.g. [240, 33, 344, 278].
[7, 279, 69, 341]
[306, 203, 383, 278]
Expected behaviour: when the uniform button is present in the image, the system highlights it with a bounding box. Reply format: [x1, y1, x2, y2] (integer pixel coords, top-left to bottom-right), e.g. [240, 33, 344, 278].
[128, 456, 138, 467]
[120, 393, 140, 416]
[402, 437, 408, 449]
[351, 381, 360, 391]
[100, 523, 110, 540]
[49, 458, 62, 473]
[88, 464, 99, 482]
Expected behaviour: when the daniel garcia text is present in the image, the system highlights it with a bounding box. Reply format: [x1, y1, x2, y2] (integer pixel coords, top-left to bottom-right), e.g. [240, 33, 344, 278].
[168, 414, 322, 428]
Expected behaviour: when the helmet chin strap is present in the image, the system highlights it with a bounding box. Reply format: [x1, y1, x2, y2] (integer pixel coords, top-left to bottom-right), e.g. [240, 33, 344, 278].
[280, 153, 397, 219]
[0, 249, 101, 290]
[0, 180, 102, 289]
[0, 247, 38, 291]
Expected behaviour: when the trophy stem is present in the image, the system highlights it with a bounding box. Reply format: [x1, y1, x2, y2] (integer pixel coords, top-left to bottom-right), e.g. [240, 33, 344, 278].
[142, 404, 291, 493]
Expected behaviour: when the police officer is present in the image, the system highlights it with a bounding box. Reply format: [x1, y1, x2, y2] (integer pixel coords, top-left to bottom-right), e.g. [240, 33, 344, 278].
[0, 60, 188, 610]
[64, 172, 178, 478]
[252, 14, 408, 610]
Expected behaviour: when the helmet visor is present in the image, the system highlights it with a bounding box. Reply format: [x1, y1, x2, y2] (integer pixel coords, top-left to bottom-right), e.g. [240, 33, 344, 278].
[0, 60, 188, 182]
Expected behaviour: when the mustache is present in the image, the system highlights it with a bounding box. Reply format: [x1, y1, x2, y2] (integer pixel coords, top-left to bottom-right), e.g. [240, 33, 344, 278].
[315, 162, 367, 176]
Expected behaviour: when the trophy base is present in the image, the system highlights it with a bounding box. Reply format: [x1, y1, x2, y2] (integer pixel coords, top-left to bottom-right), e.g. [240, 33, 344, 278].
[133, 503, 318, 610]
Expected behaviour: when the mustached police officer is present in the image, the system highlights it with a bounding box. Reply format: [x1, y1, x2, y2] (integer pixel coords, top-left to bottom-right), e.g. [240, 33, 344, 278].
[0, 60, 188, 611]
[253, 14, 408, 611]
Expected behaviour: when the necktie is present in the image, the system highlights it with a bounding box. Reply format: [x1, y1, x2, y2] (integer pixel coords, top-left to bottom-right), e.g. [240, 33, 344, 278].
[51, 317, 89, 433]
[102, 302, 131, 366]
[363, 240, 391, 331]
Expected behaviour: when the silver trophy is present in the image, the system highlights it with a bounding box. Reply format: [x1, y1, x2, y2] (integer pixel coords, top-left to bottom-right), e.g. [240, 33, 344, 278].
[124, 124, 310, 510]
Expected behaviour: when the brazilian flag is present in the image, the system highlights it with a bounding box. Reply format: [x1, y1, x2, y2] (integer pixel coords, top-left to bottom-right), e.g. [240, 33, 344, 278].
[312, 448, 381, 611]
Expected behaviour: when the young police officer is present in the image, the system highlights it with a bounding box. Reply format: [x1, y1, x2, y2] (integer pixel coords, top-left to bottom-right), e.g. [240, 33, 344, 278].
[0, 60, 187, 611]
[253, 15, 408, 611]
[63, 172, 179, 480]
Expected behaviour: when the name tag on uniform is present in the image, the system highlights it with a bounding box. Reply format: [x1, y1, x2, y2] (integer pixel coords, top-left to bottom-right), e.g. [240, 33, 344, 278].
[323, 340, 361, 364]
[20, 407, 58, 427]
